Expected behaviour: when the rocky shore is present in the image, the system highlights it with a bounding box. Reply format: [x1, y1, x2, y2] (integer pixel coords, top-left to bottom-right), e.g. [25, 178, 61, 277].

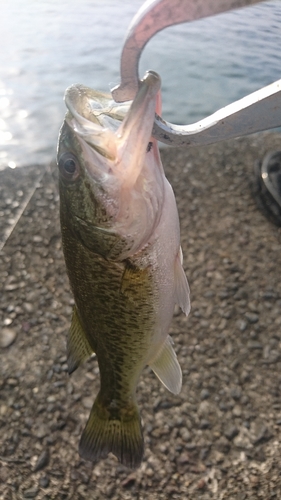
[1, 132, 281, 499]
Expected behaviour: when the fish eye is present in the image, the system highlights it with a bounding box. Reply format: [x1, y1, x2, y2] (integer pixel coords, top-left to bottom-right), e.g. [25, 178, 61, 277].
[58, 152, 80, 181]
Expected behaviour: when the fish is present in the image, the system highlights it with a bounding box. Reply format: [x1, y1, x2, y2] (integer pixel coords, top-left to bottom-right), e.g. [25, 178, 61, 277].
[57, 70, 190, 469]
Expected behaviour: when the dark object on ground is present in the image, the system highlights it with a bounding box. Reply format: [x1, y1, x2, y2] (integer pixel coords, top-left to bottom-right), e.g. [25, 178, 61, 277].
[253, 151, 281, 226]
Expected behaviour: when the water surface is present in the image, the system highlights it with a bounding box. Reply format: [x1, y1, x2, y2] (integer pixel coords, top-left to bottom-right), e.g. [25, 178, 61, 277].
[0, 0, 280, 169]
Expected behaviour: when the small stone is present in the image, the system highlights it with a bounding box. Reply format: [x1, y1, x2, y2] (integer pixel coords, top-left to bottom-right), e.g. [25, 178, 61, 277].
[200, 389, 210, 400]
[22, 322, 31, 332]
[179, 428, 191, 442]
[263, 350, 280, 364]
[200, 419, 211, 429]
[70, 469, 80, 481]
[23, 487, 39, 498]
[197, 478, 206, 490]
[224, 425, 239, 440]
[35, 425, 49, 439]
[0, 465, 9, 482]
[252, 426, 273, 445]
[0, 327, 17, 348]
[233, 405, 242, 417]
[230, 387, 242, 400]
[122, 472, 137, 487]
[237, 493, 248, 500]
[213, 450, 225, 463]
[199, 447, 209, 461]
[263, 291, 277, 300]
[104, 484, 115, 496]
[33, 449, 50, 472]
[145, 467, 154, 477]
[23, 302, 34, 313]
[6, 377, 18, 387]
[247, 447, 266, 462]
[234, 428, 252, 450]
[219, 401, 228, 411]
[249, 474, 259, 486]
[46, 395, 56, 403]
[39, 475, 50, 488]
[198, 400, 211, 417]
[216, 436, 230, 454]
[247, 341, 263, 350]
[249, 329, 258, 339]
[5, 283, 19, 291]
[178, 452, 190, 465]
[236, 320, 247, 331]
[185, 443, 197, 451]
[240, 371, 250, 384]
[33, 235, 43, 243]
[234, 289, 248, 300]
[82, 397, 93, 409]
[245, 312, 259, 324]
[3, 318, 13, 326]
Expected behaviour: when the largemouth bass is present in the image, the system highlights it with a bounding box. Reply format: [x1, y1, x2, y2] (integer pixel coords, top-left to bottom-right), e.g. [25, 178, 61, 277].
[57, 71, 190, 468]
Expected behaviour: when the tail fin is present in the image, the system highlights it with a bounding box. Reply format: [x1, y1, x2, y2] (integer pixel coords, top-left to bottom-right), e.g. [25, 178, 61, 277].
[79, 395, 144, 469]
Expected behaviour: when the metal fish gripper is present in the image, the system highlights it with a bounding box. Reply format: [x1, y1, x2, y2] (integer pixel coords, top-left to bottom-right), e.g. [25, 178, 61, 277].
[112, 0, 281, 147]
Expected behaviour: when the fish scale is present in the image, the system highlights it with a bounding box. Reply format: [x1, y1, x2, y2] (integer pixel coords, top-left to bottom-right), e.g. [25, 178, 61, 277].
[61, 218, 156, 396]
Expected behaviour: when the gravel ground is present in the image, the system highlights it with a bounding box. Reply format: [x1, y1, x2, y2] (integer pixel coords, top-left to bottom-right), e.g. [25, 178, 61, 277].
[1, 132, 281, 499]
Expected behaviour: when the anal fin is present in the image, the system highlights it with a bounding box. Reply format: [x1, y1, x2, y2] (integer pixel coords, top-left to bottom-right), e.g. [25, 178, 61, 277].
[149, 336, 182, 395]
[67, 305, 94, 374]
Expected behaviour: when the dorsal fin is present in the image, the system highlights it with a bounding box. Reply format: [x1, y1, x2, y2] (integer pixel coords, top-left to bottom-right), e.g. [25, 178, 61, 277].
[67, 306, 94, 374]
[174, 247, 190, 316]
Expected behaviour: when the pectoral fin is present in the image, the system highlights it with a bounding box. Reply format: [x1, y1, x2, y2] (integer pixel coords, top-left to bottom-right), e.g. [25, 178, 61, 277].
[149, 337, 182, 395]
[67, 306, 94, 374]
[175, 247, 190, 316]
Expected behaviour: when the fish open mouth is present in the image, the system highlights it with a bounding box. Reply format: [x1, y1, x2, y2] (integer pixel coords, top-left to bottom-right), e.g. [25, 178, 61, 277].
[64, 84, 131, 159]
[65, 85, 130, 129]
[63, 72, 162, 188]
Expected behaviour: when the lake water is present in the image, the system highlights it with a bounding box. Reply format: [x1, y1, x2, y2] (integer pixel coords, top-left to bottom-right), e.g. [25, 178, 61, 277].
[0, 0, 281, 170]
